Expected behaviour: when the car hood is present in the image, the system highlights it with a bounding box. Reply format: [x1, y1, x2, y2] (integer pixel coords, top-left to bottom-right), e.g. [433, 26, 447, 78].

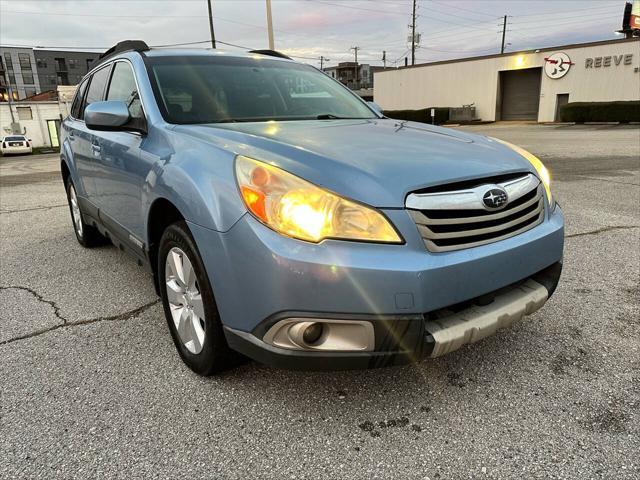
[173, 119, 536, 208]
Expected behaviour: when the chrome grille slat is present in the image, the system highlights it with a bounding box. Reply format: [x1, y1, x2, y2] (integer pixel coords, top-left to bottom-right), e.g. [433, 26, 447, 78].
[405, 173, 539, 211]
[417, 199, 543, 239]
[407, 175, 545, 253]
[409, 190, 542, 225]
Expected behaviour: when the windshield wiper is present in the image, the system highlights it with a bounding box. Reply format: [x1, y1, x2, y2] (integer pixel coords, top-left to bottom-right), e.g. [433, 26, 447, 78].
[316, 114, 359, 120]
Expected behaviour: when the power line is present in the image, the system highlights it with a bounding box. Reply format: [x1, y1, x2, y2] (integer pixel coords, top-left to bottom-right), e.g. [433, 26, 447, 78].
[0, 9, 307, 38]
[309, 0, 412, 16]
[429, 0, 500, 19]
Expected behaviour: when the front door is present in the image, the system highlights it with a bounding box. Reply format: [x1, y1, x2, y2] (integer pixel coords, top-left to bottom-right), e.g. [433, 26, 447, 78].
[94, 60, 149, 241]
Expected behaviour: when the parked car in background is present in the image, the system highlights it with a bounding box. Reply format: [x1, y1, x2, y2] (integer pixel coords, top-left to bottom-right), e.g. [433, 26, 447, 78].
[0, 135, 33, 155]
[60, 41, 564, 376]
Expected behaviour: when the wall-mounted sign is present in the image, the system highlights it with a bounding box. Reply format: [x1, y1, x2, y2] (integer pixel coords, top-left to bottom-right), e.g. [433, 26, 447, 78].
[544, 52, 574, 79]
[585, 54, 634, 68]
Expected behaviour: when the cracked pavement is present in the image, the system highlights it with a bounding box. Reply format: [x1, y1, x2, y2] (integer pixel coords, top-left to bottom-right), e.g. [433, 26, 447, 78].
[1, 124, 639, 479]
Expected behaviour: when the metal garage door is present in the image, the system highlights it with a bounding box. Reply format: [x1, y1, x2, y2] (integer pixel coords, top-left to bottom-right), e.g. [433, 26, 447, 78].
[500, 68, 542, 121]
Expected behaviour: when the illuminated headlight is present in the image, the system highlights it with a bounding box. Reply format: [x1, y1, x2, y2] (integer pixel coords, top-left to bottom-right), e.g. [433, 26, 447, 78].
[491, 138, 555, 209]
[235, 155, 402, 244]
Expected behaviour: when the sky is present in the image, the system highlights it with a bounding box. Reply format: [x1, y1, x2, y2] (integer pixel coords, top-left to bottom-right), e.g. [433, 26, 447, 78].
[0, 0, 632, 68]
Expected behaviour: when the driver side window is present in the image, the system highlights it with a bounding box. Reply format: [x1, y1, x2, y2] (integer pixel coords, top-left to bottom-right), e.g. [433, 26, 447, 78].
[106, 62, 143, 119]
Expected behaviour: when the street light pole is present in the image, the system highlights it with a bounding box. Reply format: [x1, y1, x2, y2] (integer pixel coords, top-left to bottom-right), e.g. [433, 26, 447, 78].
[207, 0, 216, 48]
[501, 15, 508, 54]
[266, 0, 275, 49]
[350, 46, 359, 88]
[411, 0, 417, 65]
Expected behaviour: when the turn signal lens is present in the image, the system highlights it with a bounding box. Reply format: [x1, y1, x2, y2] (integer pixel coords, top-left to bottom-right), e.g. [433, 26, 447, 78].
[491, 138, 554, 208]
[235, 155, 402, 244]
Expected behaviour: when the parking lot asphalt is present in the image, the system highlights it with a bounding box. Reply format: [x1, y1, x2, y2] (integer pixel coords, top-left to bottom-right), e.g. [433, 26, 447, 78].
[1, 124, 638, 479]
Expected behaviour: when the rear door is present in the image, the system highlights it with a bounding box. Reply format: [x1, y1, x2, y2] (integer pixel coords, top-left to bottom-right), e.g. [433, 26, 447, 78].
[63, 78, 90, 193]
[72, 64, 112, 202]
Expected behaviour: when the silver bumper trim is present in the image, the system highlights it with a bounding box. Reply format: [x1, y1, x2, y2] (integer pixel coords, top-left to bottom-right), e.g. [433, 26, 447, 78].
[426, 279, 548, 357]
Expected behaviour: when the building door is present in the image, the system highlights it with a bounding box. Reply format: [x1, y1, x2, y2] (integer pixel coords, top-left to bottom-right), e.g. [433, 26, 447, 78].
[47, 120, 60, 147]
[500, 68, 542, 121]
[555, 94, 569, 121]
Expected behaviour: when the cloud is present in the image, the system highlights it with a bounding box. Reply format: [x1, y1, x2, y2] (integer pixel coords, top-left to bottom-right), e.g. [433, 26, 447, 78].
[0, 0, 625, 67]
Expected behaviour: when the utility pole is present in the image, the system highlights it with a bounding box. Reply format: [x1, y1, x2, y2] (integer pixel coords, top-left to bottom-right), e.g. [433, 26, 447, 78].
[207, 0, 216, 48]
[500, 15, 507, 54]
[266, 0, 275, 50]
[350, 46, 359, 88]
[319, 56, 329, 70]
[411, 0, 417, 65]
[382, 50, 387, 69]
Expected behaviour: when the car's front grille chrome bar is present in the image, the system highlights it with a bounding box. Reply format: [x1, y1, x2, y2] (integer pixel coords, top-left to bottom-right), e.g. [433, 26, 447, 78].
[406, 174, 544, 253]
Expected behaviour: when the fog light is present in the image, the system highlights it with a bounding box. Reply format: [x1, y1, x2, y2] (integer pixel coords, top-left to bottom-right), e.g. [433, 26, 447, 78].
[302, 322, 324, 345]
[263, 318, 375, 352]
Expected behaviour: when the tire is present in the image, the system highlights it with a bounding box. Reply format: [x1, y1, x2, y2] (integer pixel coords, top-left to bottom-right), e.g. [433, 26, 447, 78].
[158, 221, 239, 375]
[65, 180, 107, 248]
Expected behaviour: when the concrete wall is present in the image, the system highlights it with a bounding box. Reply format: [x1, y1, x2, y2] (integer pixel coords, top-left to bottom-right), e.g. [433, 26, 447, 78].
[0, 101, 69, 147]
[374, 38, 640, 122]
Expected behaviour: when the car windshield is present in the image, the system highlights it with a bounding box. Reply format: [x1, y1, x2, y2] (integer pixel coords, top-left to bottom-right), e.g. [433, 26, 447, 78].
[5, 136, 26, 141]
[146, 55, 377, 124]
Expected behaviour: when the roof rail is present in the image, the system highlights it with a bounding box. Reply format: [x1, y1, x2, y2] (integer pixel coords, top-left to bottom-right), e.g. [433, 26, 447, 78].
[248, 49, 292, 60]
[99, 40, 150, 61]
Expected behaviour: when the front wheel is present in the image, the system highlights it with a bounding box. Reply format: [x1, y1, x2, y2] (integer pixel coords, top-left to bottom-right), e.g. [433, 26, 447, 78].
[158, 221, 239, 375]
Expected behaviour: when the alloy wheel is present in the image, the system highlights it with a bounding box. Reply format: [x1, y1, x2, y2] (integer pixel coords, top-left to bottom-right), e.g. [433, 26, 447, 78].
[69, 185, 83, 238]
[165, 247, 206, 354]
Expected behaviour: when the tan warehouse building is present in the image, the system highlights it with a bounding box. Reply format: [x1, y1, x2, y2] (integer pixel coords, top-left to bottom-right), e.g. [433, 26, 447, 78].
[374, 38, 640, 122]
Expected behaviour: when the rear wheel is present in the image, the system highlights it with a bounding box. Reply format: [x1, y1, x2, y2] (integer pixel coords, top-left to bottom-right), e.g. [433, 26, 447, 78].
[158, 221, 238, 375]
[65, 181, 106, 248]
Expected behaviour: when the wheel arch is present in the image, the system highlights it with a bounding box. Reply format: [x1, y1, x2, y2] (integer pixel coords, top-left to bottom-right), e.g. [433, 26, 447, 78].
[146, 197, 187, 295]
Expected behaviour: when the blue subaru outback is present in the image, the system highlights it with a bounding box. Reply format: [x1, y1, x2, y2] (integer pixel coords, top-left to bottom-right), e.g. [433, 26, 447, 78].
[61, 41, 564, 375]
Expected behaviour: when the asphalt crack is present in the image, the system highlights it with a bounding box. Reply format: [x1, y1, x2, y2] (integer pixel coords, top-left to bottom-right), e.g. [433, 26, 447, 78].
[0, 285, 159, 346]
[566, 225, 639, 239]
[0, 204, 67, 214]
[0, 285, 67, 324]
[576, 175, 640, 187]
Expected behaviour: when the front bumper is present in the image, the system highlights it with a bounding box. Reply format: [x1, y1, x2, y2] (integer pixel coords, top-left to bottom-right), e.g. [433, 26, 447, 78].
[223, 261, 562, 370]
[188, 205, 564, 370]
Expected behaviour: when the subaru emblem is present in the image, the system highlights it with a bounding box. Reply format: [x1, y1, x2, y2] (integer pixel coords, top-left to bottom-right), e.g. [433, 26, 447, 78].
[482, 187, 508, 210]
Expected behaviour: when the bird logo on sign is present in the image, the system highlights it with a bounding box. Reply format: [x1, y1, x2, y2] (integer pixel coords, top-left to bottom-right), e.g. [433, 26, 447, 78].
[544, 52, 574, 79]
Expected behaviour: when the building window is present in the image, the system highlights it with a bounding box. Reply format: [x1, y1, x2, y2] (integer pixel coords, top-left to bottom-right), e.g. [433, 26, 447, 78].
[18, 53, 32, 71]
[22, 72, 35, 85]
[69, 59, 79, 69]
[8, 73, 16, 85]
[86, 58, 94, 71]
[55, 58, 67, 72]
[4, 53, 13, 70]
[36, 58, 47, 69]
[57, 72, 69, 85]
[17, 106, 33, 120]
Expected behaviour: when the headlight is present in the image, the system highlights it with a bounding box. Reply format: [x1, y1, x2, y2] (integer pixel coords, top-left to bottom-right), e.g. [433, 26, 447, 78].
[235, 155, 402, 244]
[491, 138, 554, 208]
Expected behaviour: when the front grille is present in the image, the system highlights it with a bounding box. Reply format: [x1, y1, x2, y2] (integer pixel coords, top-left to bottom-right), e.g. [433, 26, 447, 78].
[406, 174, 544, 253]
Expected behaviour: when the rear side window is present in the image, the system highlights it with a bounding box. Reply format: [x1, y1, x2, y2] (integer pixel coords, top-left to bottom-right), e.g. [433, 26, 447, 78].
[84, 65, 111, 111]
[106, 62, 143, 119]
[71, 80, 88, 119]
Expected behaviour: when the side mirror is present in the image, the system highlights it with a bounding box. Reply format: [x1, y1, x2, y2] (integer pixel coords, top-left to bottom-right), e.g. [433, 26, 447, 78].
[367, 101, 383, 116]
[85, 101, 132, 131]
